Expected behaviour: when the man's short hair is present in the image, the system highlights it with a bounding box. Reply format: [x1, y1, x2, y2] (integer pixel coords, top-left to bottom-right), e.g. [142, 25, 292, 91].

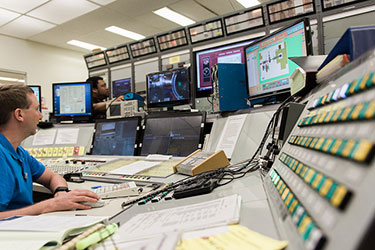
[86, 76, 103, 89]
[0, 84, 34, 126]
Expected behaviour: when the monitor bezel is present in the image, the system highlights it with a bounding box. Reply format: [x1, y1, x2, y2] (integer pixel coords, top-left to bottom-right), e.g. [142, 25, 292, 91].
[90, 116, 142, 156]
[52, 82, 93, 122]
[140, 112, 206, 157]
[146, 67, 191, 109]
[244, 18, 313, 101]
[111, 77, 132, 98]
[193, 38, 258, 98]
[28, 85, 42, 111]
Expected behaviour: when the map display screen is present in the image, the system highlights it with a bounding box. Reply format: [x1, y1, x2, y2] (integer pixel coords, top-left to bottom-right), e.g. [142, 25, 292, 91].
[245, 20, 309, 98]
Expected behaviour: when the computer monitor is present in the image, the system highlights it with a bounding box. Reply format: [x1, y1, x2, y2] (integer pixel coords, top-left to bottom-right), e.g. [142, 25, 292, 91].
[91, 117, 141, 156]
[146, 67, 190, 109]
[111, 77, 132, 98]
[194, 40, 255, 98]
[52, 82, 93, 122]
[245, 18, 312, 102]
[28, 85, 41, 111]
[141, 112, 205, 157]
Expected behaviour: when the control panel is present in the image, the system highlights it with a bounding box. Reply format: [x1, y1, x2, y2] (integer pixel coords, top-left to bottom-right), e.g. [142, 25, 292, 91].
[264, 50, 375, 250]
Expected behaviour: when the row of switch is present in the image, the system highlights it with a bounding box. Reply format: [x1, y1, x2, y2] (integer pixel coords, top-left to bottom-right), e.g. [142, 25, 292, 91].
[299, 99, 375, 127]
[82, 171, 151, 180]
[279, 152, 352, 209]
[310, 72, 375, 110]
[288, 135, 375, 163]
[25, 146, 85, 158]
[269, 169, 326, 250]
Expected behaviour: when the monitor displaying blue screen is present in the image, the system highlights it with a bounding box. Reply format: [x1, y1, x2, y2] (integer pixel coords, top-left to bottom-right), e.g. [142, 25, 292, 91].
[245, 18, 312, 100]
[53, 82, 92, 116]
[141, 113, 204, 157]
[28, 85, 41, 111]
[112, 78, 132, 98]
[146, 67, 190, 108]
[92, 117, 141, 156]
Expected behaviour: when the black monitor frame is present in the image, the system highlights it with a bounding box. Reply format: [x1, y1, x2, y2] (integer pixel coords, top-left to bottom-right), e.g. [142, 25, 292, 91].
[111, 77, 132, 98]
[52, 82, 93, 123]
[193, 39, 257, 98]
[28, 85, 42, 111]
[90, 117, 142, 156]
[244, 18, 313, 102]
[146, 67, 191, 110]
[140, 112, 206, 157]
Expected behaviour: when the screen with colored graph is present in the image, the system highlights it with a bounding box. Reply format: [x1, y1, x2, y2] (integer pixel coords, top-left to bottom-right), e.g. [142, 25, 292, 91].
[245, 18, 312, 99]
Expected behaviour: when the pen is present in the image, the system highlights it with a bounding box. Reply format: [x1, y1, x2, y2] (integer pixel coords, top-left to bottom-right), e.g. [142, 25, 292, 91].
[75, 223, 118, 250]
[164, 191, 174, 200]
[91, 185, 102, 189]
[151, 191, 168, 203]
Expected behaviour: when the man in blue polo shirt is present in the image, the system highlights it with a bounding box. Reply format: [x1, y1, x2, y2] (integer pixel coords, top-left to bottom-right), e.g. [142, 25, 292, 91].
[0, 85, 100, 219]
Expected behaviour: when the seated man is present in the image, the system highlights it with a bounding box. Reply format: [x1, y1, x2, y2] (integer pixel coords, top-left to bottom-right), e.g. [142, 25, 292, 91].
[86, 76, 123, 118]
[0, 84, 100, 219]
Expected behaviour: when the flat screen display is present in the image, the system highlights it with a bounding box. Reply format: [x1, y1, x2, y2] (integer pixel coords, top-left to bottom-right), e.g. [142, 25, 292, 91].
[147, 67, 190, 108]
[194, 40, 254, 97]
[245, 18, 312, 100]
[141, 113, 204, 157]
[52, 82, 92, 117]
[92, 117, 141, 156]
[28, 85, 41, 111]
[112, 78, 131, 98]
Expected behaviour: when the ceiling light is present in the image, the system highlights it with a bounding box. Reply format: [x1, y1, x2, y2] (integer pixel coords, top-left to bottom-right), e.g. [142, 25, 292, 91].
[67, 40, 106, 51]
[0, 76, 24, 83]
[105, 26, 145, 40]
[236, 0, 260, 8]
[153, 7, 195, 26]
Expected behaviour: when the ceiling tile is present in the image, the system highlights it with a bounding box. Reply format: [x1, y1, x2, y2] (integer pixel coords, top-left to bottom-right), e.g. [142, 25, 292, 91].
[89, 0, 117, 5]
[169, 0, 217, 22]
[0, 15, 55, 38]
[193, 0, 244, 16]
[0, 8, 21, 26]
[27, 0, 100, 24]
[0, 0, 49, 14]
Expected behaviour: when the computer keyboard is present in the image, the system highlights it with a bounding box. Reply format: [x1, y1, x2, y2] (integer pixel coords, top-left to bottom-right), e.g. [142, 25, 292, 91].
[93, 182, 140, 199]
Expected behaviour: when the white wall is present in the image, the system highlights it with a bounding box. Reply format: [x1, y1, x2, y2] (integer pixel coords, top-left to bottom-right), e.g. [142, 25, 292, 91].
[0, 34, 88, 111]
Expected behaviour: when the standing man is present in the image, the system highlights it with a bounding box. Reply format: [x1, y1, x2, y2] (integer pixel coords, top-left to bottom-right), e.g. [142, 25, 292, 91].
[0, 85, 100, 219]
[86, 76, 123, 118]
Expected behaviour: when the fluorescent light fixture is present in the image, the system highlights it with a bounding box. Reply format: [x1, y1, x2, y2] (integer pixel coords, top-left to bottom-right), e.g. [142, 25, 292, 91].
[153, 7, 195, 26]
[67, 40, 106, 51]
[0, 76, 24, 83]
[236, 0, 259, 8]
[105, 26, 145, 40]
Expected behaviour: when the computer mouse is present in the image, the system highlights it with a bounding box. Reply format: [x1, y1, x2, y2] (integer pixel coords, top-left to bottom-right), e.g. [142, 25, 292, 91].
[80, 199, 105, 208]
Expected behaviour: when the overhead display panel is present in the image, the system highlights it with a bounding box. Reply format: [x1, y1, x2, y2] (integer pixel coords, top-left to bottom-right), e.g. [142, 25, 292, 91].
[224, 8, 264, 35]
[188, 19, 224, 44]
[130, 38, 157, 58]
[84, 51, 107, 69]
[157, 29, 188, 51]
[321, 0, 363, 11]
[105, 45, 130, 64]
[267, 0, 315, 24]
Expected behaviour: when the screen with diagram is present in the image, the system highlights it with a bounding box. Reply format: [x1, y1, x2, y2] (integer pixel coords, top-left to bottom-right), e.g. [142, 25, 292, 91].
[111, 78, 131, 98]
[245, 19, 310, 99]
[52, 82, 92, 116]
[194, 40, 254, 97]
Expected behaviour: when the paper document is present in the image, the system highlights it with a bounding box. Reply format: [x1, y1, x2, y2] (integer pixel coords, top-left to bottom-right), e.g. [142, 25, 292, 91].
[117, 194, 241, 241]
[177, 224, 288, 250]
[216, 114, 247, 158]
[145, 154, 172, 161]
[55, 128, 79, 144]
[110, 161, 160, 175]
[32, 129, 56, 146]
[91, 231, 180, 250]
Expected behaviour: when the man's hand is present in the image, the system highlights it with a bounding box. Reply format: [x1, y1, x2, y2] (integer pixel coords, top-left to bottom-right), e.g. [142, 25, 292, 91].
[47, 189, 100, 211]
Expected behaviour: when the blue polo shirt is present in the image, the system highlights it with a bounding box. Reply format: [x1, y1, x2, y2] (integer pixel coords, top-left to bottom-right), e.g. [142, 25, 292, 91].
[0, 133, 45, 211]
